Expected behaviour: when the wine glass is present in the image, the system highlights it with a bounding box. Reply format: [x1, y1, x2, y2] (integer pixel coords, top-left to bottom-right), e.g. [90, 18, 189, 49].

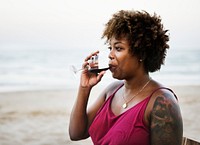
[69, 49, 110, 75]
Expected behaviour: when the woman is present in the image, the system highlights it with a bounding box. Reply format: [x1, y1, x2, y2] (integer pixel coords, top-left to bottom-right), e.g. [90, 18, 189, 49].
[69, 10, 183, 145]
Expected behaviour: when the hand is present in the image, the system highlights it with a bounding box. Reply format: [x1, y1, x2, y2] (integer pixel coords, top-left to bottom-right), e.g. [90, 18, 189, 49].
[80, 51, 106, 88]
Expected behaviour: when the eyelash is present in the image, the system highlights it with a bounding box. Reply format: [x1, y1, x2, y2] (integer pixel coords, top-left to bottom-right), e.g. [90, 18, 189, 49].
[108, 46, 122, 51]
[116, 47, 122, 51]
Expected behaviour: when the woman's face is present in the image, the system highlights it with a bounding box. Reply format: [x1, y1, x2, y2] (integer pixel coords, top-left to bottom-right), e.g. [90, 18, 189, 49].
[108, 37, 142, 80]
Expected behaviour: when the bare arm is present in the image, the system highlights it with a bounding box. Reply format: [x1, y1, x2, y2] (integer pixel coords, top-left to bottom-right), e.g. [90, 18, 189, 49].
[69, 80, 122, 140]
[69, 51, 106, 140]
[150, 91, 183, 145]
[69, 86, 92, 140]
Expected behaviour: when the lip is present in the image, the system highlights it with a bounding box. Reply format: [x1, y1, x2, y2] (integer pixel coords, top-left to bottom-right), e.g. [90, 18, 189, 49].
[109, 64, 117, 72]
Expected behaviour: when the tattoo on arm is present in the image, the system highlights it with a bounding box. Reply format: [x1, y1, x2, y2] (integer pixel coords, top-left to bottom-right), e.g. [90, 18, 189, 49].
[150, 93, 183, 145]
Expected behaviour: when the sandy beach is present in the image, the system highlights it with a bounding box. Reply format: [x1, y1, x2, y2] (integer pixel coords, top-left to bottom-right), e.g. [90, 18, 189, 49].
[0, 85, 200, 145]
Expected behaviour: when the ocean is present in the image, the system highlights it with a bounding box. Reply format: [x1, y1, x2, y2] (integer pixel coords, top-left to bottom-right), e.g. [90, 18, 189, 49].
[0, 47, 200, 92]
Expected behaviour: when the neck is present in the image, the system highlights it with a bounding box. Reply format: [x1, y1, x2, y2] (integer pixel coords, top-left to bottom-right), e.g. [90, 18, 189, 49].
[123, 74, 150, 92]
[121, 75, 151, 109]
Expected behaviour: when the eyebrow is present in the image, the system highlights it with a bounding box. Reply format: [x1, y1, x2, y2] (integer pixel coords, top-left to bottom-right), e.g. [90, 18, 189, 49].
[112, 41, 126, 45]
[109, 39, 127, 46]
[114, 41, 122, 45]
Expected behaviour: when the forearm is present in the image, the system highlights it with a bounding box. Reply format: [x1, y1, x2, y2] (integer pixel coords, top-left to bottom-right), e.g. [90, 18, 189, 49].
[69, 86, 92, 140]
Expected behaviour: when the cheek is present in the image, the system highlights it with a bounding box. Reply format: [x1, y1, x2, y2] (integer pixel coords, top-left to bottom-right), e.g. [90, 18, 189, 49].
[116, 53, 129, 63]
[121, 57, 139, 71]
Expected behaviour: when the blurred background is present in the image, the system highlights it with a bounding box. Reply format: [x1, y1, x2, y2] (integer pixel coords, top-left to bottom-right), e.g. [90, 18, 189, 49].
[0, 0, 200, 92]
[0, 0, 200, 145]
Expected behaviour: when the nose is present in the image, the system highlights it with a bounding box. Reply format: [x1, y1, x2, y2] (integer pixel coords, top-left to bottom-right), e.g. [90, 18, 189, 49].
[108, 49, 114, 60]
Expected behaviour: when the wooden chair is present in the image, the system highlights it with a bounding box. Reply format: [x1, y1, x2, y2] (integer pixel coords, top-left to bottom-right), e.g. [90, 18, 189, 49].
[182, 137, 200, 145]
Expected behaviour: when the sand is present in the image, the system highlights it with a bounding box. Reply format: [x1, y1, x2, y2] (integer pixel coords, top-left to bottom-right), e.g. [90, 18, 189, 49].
[0, 85, 200, 145]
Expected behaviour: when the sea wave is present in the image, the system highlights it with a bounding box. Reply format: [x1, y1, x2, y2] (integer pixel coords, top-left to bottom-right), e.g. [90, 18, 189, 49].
[0, 47, 199, 92]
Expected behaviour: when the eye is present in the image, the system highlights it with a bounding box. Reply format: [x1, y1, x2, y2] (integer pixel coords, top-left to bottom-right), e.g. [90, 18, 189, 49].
[115, 47, 122, 51]
[108, 46, 112, 51]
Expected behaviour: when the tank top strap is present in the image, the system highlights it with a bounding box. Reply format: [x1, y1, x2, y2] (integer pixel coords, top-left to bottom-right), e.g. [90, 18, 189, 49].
[95, 83, 124, 116]
[149, 87, 178, 100]
[110, 83, 124, 99]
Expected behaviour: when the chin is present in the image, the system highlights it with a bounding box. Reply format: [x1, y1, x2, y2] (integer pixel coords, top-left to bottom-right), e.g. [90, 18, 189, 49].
[112, 73, 123, 80]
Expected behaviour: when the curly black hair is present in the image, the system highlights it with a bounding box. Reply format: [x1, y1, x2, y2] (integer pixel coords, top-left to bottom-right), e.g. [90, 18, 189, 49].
[102, 10, 169, 72]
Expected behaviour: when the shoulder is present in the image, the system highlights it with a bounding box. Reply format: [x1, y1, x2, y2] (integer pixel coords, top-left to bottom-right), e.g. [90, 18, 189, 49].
[147, 87, 179, 118]
[88, 81, 123, 116]
[150, 88, 178, 104]
[148, 87, 183, 144]
[101, 80, 124, 100]
[149, 87, 181, 121]
[145, 86, 180, 125]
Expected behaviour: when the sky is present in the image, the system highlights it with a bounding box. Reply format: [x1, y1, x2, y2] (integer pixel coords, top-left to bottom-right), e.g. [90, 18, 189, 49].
[0, 0, 200, 50]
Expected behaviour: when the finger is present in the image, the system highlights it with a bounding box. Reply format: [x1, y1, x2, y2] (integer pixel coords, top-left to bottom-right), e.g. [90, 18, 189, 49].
[96, 71, 106, 82]
[84, 50, 99, 61]
[82, 61, 89, 69]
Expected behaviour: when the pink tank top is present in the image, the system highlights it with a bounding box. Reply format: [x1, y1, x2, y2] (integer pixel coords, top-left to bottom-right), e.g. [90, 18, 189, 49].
[89, 85, 176, 145]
